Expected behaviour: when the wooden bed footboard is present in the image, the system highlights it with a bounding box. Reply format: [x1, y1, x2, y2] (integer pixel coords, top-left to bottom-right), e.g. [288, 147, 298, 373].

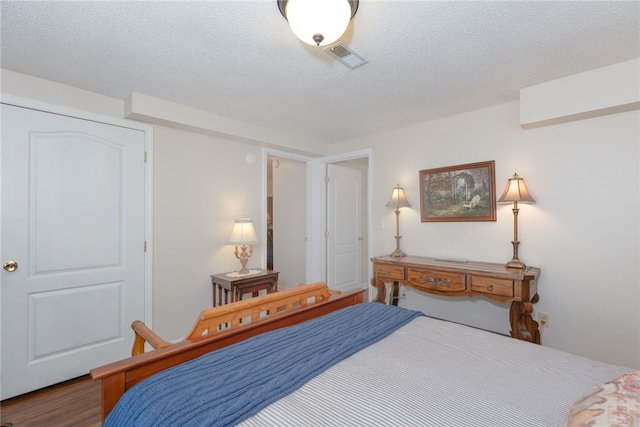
[130, 281, 342, 356]
[90, 283, 364, 422]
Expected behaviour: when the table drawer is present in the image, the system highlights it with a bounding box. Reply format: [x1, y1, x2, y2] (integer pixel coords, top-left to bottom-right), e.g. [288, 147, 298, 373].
[406, 268, 466, 292]
[470, 276, 513, 297]
[375, 264, 404, 280]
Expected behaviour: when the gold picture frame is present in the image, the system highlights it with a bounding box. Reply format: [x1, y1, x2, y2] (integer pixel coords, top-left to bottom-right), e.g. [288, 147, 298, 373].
[419, 160, 496, 222]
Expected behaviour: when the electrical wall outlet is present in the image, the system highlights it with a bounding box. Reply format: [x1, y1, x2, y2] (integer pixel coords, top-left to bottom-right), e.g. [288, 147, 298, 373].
[538, 312, 549, 328]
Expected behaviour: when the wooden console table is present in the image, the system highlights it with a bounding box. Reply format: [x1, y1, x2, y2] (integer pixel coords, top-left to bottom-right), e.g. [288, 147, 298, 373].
[211, 269, 279, 307]
[371, 256, 540, 344]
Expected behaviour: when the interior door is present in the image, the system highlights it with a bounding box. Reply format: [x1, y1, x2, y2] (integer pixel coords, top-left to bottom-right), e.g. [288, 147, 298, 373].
[1, 104, 147, 399]
[326, 163, 362, 292]
[271, 157, 307, 289]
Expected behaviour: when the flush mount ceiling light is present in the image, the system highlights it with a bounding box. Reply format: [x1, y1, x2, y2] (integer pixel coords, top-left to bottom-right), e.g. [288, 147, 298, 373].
[277, 0, 359, 46]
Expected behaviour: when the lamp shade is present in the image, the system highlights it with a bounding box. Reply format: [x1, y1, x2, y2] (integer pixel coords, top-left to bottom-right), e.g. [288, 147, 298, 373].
[386, 184, 411, 208]
[278, 0, 358, 46]
[228, 217, 259, 245]
[497, 174, 536, 204]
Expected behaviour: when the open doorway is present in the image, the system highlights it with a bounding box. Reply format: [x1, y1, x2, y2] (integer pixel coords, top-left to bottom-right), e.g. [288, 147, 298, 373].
[266, 149, 371, 297]
[267, 155, 307, 290]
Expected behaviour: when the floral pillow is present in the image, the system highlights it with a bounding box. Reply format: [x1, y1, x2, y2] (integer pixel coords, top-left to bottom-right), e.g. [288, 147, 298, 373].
[564, 370, 640, 427]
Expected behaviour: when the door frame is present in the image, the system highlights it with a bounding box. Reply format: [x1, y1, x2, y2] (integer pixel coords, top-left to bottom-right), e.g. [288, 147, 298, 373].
[0, 94, 154, 327]
[262, 148, 312, 284]
[309, 149, 373, 294]
[262, 148, 372, 293]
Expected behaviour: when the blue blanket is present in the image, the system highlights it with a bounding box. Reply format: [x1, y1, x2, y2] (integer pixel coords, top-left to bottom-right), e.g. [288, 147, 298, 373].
[105, 302, 423, 427]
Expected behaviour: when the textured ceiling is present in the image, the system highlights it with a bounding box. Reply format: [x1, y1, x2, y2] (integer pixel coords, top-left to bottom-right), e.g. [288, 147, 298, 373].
[1, 1, 639, 145]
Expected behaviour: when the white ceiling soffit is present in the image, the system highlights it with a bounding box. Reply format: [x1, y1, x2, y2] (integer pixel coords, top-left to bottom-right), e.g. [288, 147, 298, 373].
[1, 1, 639, 145]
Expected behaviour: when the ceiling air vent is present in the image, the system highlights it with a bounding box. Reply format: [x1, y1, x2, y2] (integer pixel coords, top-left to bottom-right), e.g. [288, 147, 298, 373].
[324, 42, 368, 70]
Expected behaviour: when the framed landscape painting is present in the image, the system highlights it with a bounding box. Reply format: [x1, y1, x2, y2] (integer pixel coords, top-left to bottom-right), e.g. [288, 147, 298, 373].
[419, 160, 496, 222]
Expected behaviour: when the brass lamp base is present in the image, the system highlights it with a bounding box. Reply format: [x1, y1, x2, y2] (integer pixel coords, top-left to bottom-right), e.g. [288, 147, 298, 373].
[506, 258, 526, 269]
[390, 248, 407, 258]
[505, 240, 525, 269]
[390, 235, 407, 258]
[390, 207, 408, 258]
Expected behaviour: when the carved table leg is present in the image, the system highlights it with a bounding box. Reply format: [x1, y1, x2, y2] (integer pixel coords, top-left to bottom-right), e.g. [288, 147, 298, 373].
[371, 277, 387, 304]
[391, 281, 400, 306]
[509, 300, 541, 344]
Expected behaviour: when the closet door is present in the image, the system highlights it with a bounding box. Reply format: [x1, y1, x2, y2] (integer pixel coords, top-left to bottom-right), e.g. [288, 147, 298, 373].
[1, 104, 146, 398]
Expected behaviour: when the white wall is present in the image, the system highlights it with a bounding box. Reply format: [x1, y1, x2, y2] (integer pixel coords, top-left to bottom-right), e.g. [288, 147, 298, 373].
[152, 126, 264, 340]
[333, 100, 640, 369]
[4, 65, 638, 369]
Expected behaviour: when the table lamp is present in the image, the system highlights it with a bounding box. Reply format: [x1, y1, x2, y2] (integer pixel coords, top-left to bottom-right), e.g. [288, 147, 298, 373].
[386, 184, 411, 258]
[228, 217, 259, 274]
[497, 173, 535, 269]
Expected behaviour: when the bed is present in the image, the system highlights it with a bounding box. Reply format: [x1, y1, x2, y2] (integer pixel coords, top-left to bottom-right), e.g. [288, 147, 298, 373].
[90, 282, 639, 426]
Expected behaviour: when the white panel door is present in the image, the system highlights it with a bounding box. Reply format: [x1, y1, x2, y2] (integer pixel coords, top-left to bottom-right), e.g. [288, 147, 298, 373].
[327, 164, 362, 292]
[1, 104, 146, 399]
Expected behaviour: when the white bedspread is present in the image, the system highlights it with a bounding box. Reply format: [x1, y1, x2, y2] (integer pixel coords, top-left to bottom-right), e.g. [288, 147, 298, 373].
[239, 316, 631, 427]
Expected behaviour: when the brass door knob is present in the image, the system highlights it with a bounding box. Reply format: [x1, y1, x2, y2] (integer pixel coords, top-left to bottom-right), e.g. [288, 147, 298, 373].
[3, 261, 18, 272]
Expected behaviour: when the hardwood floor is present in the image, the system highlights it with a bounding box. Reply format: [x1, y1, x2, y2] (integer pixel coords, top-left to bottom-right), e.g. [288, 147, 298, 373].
[0, 375, 101, 427]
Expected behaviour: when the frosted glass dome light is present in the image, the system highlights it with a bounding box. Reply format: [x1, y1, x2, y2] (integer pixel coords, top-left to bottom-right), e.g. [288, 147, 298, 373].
[278, 0, 359, 47]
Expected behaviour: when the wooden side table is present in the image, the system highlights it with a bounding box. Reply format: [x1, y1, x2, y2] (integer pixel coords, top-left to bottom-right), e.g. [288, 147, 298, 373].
[210, 269, 279, 307]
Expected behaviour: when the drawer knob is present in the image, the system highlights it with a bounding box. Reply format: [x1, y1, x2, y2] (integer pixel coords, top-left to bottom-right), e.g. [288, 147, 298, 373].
[487, 284, 494, 291]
